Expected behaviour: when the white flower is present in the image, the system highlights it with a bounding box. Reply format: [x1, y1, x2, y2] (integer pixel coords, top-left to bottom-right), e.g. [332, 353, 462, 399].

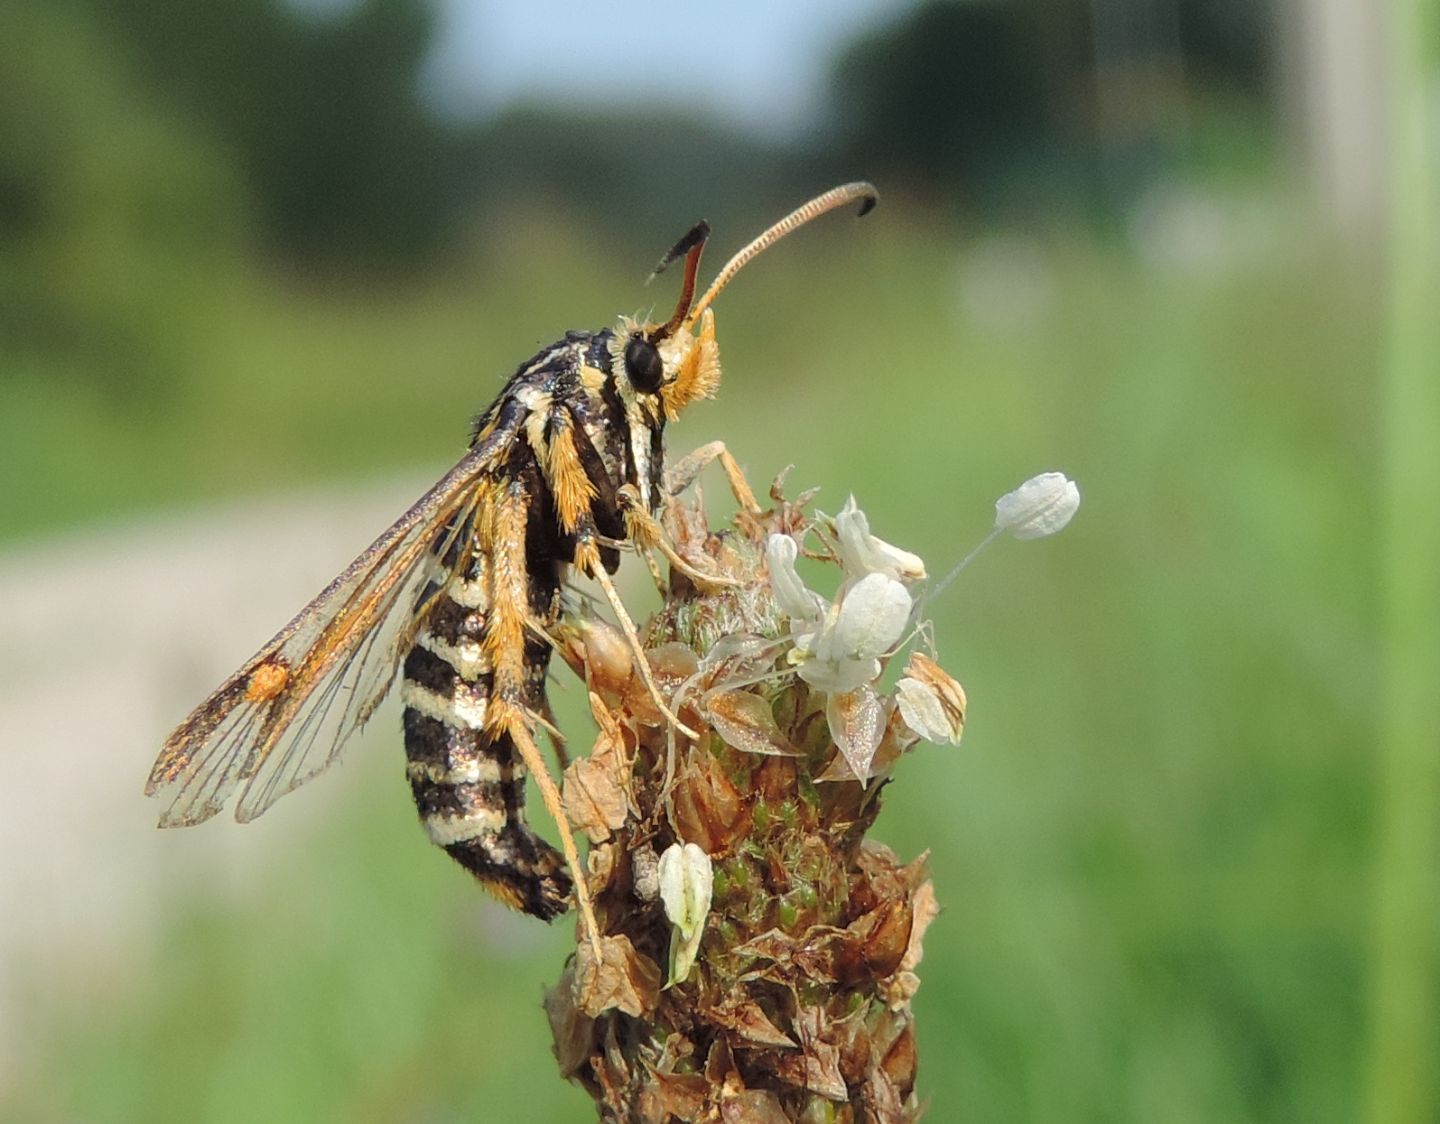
[764, 502, 928, 783]
[834, 495, 927, 581]
[766, 509, 920, 697]
[800, 572, 912, 694]
[658, 841, 713, 986]
[993, 472, 1080, 540]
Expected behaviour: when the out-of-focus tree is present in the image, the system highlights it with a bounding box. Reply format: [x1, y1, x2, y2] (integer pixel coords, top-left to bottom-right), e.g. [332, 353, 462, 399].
[829, 2, 1090, 210]
[450, 106, 829, 257]
[1177, 0, 1273, 97]
[85, 0, 449, 266]
[828, 0, 1277, 217]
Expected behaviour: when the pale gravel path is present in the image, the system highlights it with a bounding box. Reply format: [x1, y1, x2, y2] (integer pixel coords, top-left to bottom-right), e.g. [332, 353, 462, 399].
[0, 476, 433, 1089]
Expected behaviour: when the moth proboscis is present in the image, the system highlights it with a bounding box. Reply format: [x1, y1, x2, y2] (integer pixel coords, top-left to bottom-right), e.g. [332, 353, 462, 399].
[146, 182, 879, 959]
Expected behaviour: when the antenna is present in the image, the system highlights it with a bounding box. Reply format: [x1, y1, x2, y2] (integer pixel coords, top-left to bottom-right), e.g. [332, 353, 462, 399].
[685, 182, 878, 327]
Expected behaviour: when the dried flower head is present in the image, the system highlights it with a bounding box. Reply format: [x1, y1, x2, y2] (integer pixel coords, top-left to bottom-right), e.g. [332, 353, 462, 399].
[543, 453, 1080, 1121]
[546, 477, 949, 1122]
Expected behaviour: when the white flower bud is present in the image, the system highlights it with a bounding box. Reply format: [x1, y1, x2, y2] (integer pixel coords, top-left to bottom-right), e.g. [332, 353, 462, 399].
[834, 495, 927, 581]
[993, 472, 1080, 540]
[657, 841, 713, 986]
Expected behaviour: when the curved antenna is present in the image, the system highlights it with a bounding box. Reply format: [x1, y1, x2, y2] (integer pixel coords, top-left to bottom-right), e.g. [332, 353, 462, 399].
[647, 220, 710, 342]
[685, 182, 878, 327]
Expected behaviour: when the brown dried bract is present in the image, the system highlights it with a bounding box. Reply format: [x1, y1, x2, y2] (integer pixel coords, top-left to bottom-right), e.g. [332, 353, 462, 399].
[706, 689, 804, 758]
[670, 746, 750, 855]
[572, 934, 662, 1019]
[562, 693, 634, 842]
[704, 998, 798, 1049]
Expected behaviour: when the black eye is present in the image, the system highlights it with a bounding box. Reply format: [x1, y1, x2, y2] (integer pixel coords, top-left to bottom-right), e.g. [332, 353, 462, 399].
[624, 337, 664, 394]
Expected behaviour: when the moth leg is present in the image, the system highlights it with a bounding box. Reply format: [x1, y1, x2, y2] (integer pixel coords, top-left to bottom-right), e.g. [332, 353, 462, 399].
[485, 478, 601, 956]
[665, 439, 762, 514]
[548, 406, 697, 738]
[640, 549, 668, 597]
[619, 486, 740, 591]
[589, 561, 699, 740]
[626, 528, 669, 597]
[590, 526, 670, 598]
[506, 716, 602, 961]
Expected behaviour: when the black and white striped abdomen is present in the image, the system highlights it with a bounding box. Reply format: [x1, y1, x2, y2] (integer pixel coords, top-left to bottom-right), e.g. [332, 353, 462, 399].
[401, 571, 570, 920]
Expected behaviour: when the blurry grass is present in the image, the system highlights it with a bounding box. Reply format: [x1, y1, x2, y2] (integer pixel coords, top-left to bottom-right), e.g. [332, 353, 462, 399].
[4, 210, 1387, 1121]
[0, 212, 626, 542]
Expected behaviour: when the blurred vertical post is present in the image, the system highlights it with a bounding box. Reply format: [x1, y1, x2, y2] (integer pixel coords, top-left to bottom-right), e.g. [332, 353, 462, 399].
[1366, 0, 1440, 1120]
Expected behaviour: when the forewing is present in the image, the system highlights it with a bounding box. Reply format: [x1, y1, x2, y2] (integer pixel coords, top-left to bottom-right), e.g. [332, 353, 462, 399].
[147, 425, 515, 827]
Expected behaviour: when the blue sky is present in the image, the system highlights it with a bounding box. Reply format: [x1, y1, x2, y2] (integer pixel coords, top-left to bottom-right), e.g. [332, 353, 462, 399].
[418, 0, 910, 136]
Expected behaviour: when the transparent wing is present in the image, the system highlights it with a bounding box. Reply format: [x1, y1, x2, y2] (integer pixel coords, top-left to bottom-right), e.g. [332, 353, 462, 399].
[146, 423, 516, 828]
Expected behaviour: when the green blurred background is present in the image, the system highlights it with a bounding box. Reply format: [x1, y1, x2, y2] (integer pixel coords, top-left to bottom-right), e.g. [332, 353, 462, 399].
[2, 0, 1435, 1120]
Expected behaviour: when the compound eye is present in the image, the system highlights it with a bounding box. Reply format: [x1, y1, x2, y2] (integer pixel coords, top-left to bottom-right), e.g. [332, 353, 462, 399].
[624, 336, 664, 394]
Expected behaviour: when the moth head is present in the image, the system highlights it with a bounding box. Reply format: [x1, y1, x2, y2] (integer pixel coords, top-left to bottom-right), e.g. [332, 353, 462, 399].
[620, 182, 879, 423]
[609, 220, 717, 422]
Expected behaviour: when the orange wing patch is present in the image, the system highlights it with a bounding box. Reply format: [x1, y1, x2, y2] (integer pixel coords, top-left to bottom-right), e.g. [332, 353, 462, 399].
[244, 659, 291, 703]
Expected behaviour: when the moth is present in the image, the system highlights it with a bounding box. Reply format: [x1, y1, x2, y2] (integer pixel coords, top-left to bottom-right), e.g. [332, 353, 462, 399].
[147, 182, 877, 953]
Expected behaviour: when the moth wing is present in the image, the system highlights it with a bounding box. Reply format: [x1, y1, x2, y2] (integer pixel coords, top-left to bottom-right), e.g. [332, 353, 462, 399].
[146, 421, 518, 828]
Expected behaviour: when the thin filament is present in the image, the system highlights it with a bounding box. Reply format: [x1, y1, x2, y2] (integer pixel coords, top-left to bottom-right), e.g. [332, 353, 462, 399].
[920, 527, 1001, 611]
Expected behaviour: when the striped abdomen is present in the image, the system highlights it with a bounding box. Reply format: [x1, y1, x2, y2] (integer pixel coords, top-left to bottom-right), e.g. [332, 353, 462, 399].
[401, 556, 570, 920]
